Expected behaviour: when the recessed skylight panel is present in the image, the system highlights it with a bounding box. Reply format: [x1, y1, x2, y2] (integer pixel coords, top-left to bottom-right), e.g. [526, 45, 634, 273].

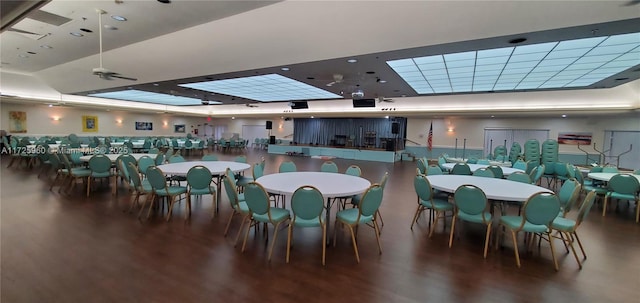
[89, 90, 205, 106]
[179, 74, 341, 102]
[388, 31, 640, 94]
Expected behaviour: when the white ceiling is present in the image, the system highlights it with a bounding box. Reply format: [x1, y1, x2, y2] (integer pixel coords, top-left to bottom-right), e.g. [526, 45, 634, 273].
[1, 0, 639, 117]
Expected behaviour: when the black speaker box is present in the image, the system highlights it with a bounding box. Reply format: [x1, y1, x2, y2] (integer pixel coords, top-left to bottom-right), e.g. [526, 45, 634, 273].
[385, 139, 396, 151]
[266, 121, 272, 129]
[269, 136, 276, 144]
[391, 122, 399, 134]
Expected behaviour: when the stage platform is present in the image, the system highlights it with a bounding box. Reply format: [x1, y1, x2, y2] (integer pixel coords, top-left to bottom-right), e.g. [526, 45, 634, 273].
[268, 144, 402, 163]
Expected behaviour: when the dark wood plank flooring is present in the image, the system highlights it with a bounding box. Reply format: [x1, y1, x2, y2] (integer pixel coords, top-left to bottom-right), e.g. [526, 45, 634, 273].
[2, 150, 639, 302]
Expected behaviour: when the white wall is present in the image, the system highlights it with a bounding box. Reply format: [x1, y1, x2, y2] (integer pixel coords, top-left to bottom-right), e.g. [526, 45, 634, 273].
[406, 116, 640, 154]
[225, 117, 294, 139]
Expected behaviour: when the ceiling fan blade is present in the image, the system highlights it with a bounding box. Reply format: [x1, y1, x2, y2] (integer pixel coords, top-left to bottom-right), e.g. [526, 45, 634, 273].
[110, 74, 138, 81]
[623, 0, 640, 5]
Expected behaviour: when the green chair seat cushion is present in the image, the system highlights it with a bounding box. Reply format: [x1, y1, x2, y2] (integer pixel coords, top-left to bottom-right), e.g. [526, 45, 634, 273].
[235, 201, 250, 213]
[140, 182, 153, 193]
[238, 193, 245, 202]
[350, 194, 362, 206]
[252, 207, 290, 223]
[155, 186, 187, 196]
[457, 211, 492, 224]
[500, 216, 548, 233]
[189, 186, 216, 196]
[70, 169, 92, 177]
[607, 192, 638, 201]
[419, 198, 453, 211]
[91, 171, 112, 178]
[292, 216, 324, 228]
[551, 217, 576, 232]
[337, 208, 374, 225]
[582, 185, 608, 194]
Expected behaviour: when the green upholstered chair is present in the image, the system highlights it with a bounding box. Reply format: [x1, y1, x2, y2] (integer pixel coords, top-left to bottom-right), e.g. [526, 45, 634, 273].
[487, 165, 504, 179]
[186, 165, 216, 219]
[603, 174, 640, 222]
[87, 154, 114, 197]
[154, 153, 165, 166]
[557, 178, 582, 218]
[126, 162, 153, 216]
[242, 182, 291, 261]
[344, 165, 362, 177]
[410, 174, 453, 237]
[146, 166, 187, 221]
[477, 159, 491, 165]
[222, 174, 249, 246]
[473, 168, 495, 178]
[334, 184, 384, 263]
[320, 161, 339, 173]
[416, 158, 427, 175]
[497, 192, 561, 271]
[287, 185, 326, 265]
[506, 172, 532, 184]
[137, 156, 155, 179]
[201, 154, 219, 161]
[449, 184, 492, 258]
[451, 163, 472, 175]
[513, 159, 527, 171]
[426, 165, 444, 176]
[278, 161, 297, 173]
[551, 190, 597, 269]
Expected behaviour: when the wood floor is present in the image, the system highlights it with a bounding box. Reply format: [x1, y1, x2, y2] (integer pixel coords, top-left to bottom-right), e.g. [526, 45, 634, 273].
[2, 150, 639, 303]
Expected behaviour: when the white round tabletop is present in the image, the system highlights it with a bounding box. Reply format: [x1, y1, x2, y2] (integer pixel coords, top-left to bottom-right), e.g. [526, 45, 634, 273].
[441, 163, 523, 176]
[588, 172, 640, 182]
[256, 172, 371, 198]
[426, 175, 552, 202]
[79, 153, 150, 162]
[157, 161, 250, 176]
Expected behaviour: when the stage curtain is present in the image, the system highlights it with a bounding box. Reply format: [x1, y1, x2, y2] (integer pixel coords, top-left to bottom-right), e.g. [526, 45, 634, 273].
[293, 118, 406, 147]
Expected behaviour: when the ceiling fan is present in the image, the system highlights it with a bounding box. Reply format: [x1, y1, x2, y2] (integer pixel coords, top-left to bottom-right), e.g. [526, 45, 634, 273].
[92, 9, 137, 81]
[325, 74, 344, 87]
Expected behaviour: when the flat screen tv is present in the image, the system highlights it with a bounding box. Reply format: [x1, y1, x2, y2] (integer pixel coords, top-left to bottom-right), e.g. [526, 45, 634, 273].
[353, 98, 376, 108]
[291, 101, 309, 109]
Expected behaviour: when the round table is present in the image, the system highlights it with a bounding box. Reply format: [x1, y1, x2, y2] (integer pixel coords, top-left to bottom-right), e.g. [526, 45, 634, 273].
[441, 163, 524, 176]
[426, 175, 551, 202]
[446, 157, 512, 167]
[157, 161, 251, 211]
[588, 172, 640, 182]
[79, 153, 150, 163]
[256, 172, 371, 229]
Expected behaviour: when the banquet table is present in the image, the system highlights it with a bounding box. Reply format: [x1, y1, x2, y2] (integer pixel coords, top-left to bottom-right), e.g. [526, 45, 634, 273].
[440, 163, 524, 176]
[256, 172, 371, 231]
[446, 157, 512, 167]
[157, 161, 251, 211]
[79, 153, 150, 163]
[426, 175, 552, 203]
[588, 172, 640, 182]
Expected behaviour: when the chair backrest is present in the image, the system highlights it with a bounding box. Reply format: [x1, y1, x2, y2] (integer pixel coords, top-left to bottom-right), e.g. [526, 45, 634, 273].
[148, 147, 160, 154]
[379, 172, 389, 190]
[506, 172, 532, 184]
[187, 165, 213, 190]
[279, 161, 297, 173]
[168, 155, 185, 163]
[202, 154, 218, 161]
[48, 152, 61, 170]
[634, 169, 640, 175]
[608, 174, 640, 195]
[426, 165, 443, 175]
[573, 166, 584, 185]
[477, 159, 490, 165]
[244, 182, 271, 216]
[359, 184, 384, 218]
[252, 163, 264, 179]
[146, 166, 168, 192]
[487, 165, 503, 179]
[451, 163, 472, 175]
[575, 190, 597, 227]
[154, 153, 165, 166]
[454, 184, 489, 220]
[88, 154, 111, 173]
[522, 192, 561, 227]
[234, 155, 247, 163]
[137, 156, 155, 175]
[291, 185, 324, 221]
[222, 175, 240, 208]
[416, 158, 427, 174]
[225, 167, 237, 187]
[554, 162, 569, 178]
[473, 168, 495, 178]
[558, 178, 582, 213]
[525, 160, 537, 174]
[513, 160, 527, 170]
[116, 154, 136, 171]
[602, 166, 619, 173]
[467, 157, 478, 164]
[414, 174, 434, 204]
[345, 165, 362, 177]
[126, 162, 143, 189]
[320, 161, 339, 173]
[184, 140, 193, 148]
[590, 166, 603, 173]
[532, 164, 545, 183]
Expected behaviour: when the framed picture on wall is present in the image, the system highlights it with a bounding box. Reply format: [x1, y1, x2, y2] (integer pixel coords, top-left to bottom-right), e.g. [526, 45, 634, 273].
[174, 124, 186, 133]
[135, 122, 153, 131]
[8, 111, 27, 133]
[82, 116, 98, 132]
[558, 132, 592, 145]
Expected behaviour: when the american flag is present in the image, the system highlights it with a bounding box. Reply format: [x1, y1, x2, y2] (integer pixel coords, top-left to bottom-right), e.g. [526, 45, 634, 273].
[427, 122, 433, 151]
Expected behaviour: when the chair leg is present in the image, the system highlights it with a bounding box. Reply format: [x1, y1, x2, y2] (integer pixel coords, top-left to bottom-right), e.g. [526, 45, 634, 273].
[321, 223, 326, 266]
[241, 218, 253, 252]
[636, 200, 639, 223]
[210, 193, 218, 219]
[224, 211, 235, 236]
[347, 225, 360, 263]
[428, 211, 440, 238]
[376, 210, 384, 228]
[373, 220, 382, 255]
[565, 231, 582, 269]
[286, 224, 293, 263]
[483, 222, 492, 258]
[410, 205, 422, 230]
[602, 195, 609, 216]
[511, 230, 521, 268]
[268, 221, 284, 261]
[548, 231, 559, 271]
[234, 215, 249, 247]
[86, 177, 92, 197]
[185, 194, 191, 220]
[573, 231, 587, 259]
[448, 215, 457, 248]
